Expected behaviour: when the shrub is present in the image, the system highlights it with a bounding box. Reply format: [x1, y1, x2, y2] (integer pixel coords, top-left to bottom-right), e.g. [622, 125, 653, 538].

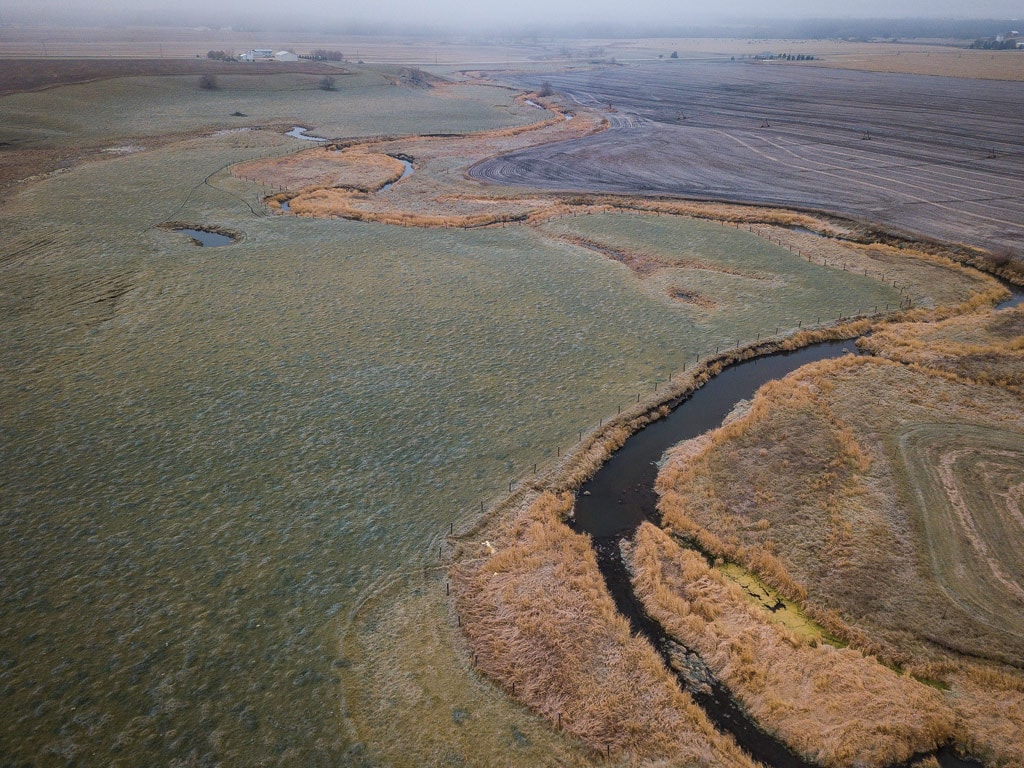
[198, 74, 218, 90]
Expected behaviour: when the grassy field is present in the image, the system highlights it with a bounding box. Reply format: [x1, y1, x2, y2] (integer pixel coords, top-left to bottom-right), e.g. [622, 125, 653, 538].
[0, 69, 539, 151]
[1, 54, 1016, 766]
[539, 213, 901, 326]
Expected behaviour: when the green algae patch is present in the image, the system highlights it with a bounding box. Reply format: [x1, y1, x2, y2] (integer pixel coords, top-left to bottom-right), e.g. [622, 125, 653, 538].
[718, 561, 845, 647]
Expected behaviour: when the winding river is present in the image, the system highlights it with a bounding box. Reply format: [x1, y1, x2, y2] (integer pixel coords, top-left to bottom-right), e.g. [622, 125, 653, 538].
[567, 311, 1021, 768]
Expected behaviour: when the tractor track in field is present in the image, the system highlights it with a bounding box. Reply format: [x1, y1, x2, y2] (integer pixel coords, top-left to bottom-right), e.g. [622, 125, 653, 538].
[469, 63, 1024, 256]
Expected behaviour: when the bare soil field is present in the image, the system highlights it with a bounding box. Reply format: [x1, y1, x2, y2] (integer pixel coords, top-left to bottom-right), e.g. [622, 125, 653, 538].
[471, 62, 1024, 258]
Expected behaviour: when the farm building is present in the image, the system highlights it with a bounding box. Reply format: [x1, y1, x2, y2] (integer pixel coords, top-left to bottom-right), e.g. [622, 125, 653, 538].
[239, 49, 273, 61]
[274, 51, 299, 62]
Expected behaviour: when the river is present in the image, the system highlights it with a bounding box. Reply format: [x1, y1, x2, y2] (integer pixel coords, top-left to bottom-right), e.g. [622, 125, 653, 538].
[567, 312, 1020, 767]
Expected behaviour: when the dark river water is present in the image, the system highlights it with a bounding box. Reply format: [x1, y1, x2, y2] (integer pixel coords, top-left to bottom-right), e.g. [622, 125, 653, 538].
[568, 330, 1002, 768]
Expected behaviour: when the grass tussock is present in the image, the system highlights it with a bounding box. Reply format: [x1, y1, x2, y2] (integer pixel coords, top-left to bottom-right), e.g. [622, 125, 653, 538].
[452, 492, 756, 766]
[948, 662, 1024, 768]
[858, 305, 1024, 391]
[626, 523, 955, 768]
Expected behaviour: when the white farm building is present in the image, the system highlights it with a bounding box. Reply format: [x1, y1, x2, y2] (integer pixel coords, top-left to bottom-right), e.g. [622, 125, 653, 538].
[239, 49, 298, 62]
[239, 49, 273, 61]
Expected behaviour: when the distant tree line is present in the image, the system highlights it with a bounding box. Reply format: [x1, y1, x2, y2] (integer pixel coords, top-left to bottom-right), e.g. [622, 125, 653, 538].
[309, 49, 344, 61]
[752, 53, 816, 61]
[206, 50, 234, 61]
[970, 38, 1020, 49]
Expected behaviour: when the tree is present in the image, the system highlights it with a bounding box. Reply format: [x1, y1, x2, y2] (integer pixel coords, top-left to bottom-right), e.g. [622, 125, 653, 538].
[318, 76, 336, 91]
[198, 74, 218, 90]
[538, 81, 554, 97]
[311, 49, 344, 61]
[670, 51, 679, 59]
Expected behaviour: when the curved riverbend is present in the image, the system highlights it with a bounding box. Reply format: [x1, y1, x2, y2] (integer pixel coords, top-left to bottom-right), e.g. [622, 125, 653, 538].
[380, 155, 414, 192]
[569, 332, 1000, 768]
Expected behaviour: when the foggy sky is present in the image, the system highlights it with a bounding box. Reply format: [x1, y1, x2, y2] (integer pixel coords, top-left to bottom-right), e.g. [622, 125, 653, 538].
[2, 0, 1020, 31]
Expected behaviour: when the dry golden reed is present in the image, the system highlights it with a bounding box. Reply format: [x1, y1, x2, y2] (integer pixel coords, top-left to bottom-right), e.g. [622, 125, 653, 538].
[626, 523, 956, 768]
[452, 492, 756, 766]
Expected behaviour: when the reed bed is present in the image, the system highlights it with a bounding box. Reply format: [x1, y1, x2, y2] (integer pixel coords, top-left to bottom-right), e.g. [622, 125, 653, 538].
[452, 492, 756, 766]
[858, 305, 1024, 392]
[626, 523, 955, 768]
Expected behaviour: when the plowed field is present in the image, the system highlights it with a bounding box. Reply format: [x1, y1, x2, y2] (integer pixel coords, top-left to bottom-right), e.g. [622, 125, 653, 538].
[472, 63, 1024, 256]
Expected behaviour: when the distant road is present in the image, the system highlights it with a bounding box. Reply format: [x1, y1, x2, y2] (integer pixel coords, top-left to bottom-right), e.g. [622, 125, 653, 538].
[472, 62, 1024, 255]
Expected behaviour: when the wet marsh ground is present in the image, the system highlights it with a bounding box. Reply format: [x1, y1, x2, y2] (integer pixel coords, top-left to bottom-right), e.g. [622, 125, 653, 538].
[0, 59, 1012, 766]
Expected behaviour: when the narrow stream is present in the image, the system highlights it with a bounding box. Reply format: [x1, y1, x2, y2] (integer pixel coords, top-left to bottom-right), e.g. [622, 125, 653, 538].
[568, 330, 1001, 768]
[286, 126, 327, 142]
[572, 341, 852, 768]
[380, 155, 415, 192]
[995, 279, 1024, 310]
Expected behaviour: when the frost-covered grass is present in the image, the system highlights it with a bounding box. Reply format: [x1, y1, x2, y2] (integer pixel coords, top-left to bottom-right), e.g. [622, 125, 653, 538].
[540, 212, 903, 340]
[0, 71, 538, 149]
[0, 82, 997, 765]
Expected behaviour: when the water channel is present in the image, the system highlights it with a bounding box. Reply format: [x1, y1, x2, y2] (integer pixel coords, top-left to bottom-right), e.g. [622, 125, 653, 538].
[286, 126, 327, 142]
[567, 318, 1015, 767]
[380, 155, 415, 192]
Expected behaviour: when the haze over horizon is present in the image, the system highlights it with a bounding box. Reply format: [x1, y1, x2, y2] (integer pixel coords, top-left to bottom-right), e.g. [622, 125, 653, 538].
[1, 0, 1020, 34]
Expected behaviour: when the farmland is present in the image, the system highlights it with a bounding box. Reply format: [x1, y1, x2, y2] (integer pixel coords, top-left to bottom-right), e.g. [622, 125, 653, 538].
[472, 62, 1024, 259]
[1, 39, 1021, 768]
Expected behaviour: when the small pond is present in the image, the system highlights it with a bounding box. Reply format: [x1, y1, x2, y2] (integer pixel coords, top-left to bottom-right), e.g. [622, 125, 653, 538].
[175, 228, 235, 247]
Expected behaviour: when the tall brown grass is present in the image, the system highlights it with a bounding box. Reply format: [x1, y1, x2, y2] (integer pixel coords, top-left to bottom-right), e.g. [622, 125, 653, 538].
[626, 523, 956, 768]
[452, 492, 757, 766]
[235, 148, 405, 193]
[858, 305, 1024, 392]
[948, 662, 1024, 768]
